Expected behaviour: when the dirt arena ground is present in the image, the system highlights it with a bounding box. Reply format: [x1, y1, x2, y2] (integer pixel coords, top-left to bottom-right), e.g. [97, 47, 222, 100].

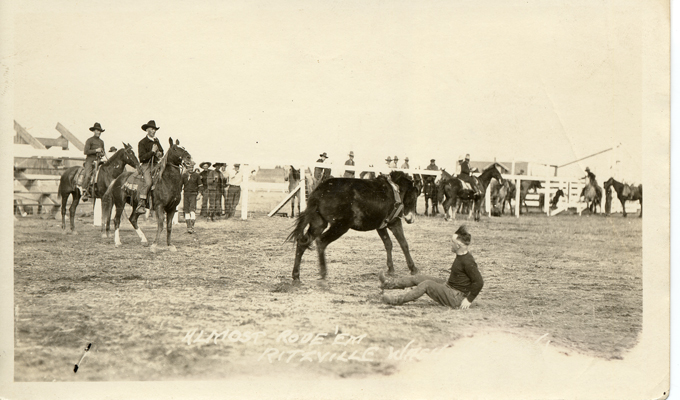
[13, 196, 642, 382]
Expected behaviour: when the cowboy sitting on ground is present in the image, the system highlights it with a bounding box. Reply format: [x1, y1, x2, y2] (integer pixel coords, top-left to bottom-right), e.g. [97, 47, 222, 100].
[80, 122, 106, 201]
[380, 225, 484, 309]
[136, 120, 164, 213]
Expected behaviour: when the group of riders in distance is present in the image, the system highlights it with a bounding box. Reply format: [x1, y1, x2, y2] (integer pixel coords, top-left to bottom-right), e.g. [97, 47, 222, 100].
[56, 121, 642, 285]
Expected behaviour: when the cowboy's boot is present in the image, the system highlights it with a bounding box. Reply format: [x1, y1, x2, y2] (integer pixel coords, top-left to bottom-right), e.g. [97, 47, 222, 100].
[381, 285, 427, 305]
[81, 186, 89, 202]
[378, 271, 418, 290]
[136, 198, 147, 214]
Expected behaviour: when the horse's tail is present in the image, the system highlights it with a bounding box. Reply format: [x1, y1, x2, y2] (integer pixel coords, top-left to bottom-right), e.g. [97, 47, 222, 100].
[286, 197, 319, 248]
[100, 178, 119, 226]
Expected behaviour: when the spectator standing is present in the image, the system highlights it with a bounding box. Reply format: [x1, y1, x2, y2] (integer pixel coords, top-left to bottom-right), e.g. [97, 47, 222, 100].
[181, 161, 203, 233]
[314, 152, 331, 184]
[225, 164, 243, 218]
[198, 162, 211, 217]
[206, 163, 223, 221]
[400, 157, 410, 170]
[344, 151, 356, 178]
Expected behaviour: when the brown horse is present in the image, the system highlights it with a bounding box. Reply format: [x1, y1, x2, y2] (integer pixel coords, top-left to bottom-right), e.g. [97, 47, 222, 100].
[282, 165, 315, 218]
[519, 180, 543, 214]
[439, 166, 504, 221]
[287, 171, 420, 282]
[102, 138, 192, 251]
[58, 143, 140, 234]
[603, 177, 642, 217]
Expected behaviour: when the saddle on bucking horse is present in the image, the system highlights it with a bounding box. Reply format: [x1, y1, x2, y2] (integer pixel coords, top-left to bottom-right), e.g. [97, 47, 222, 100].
[379, 175, 404, 229]
[456, 176, 481, 195]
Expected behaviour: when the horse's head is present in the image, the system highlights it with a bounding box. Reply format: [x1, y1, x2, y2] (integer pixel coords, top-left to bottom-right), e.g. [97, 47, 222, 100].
[167, 137, 193, 169]
[487, 166, 504, 184]
[119, 142, 141, 172]
[603, 177, 613, 191]
[390, 171, 419, 224]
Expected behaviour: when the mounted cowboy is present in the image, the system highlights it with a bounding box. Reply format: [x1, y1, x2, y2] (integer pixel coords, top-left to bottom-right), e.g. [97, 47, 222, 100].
[79, 122, 106, 201]
[136, 120, 164, 213]
[457, 154, 479, 196]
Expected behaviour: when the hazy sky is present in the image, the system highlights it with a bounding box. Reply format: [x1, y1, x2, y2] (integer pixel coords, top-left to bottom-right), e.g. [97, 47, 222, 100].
[11, 0, 646, 180]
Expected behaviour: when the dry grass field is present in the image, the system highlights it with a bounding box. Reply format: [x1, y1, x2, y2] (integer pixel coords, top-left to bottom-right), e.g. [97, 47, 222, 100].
[13, 193, 642, 382]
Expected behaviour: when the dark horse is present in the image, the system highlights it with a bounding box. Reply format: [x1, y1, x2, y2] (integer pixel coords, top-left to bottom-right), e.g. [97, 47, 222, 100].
[439, 167, 504, 221]
[287, 171, 420, 282]
[423, 177, 439, 216]
[603, 177, 642, 217]
[58, 143, 140, 234]
[102, 138, 192, 252]
[283, 165, 315, 218]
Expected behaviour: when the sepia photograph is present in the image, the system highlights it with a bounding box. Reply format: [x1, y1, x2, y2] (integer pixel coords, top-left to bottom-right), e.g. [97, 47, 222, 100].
[1, 0, 670, 399]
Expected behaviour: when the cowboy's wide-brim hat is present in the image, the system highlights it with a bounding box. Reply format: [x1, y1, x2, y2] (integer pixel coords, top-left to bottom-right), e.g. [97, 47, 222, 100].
[319, 152, 328, 158]
[385, 157, 392, 162]
[213, 162, 226, 168]
[349, 151, 354, 156]
[200, 162, 212, 168]
[141, 120, 160, 131]
[89, 122, 105, 132]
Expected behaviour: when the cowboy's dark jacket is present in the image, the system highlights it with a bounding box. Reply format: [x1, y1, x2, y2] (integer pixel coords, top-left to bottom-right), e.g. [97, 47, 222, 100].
[138, 136, 164, 166]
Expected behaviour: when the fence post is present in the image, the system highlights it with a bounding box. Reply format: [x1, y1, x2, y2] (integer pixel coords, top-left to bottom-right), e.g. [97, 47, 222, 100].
[485, 185, 491, 217]
[241, 164, 249, 220]
[544, 179, 550, 215]
[299, 165, 306, 211]
[515, 178, 521, 218]
[93, 198, 102, 226]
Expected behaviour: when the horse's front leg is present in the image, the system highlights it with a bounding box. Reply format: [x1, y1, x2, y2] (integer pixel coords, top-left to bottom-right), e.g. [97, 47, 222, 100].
[621, 199, 627, 217]
[69, 193, 80, 235]
[376, 228, 395, 275]
[128, 200, 148, 245]
[388, 220, 418, 275]
[166, 208, 177, 252]
[150, 204, 164, 253]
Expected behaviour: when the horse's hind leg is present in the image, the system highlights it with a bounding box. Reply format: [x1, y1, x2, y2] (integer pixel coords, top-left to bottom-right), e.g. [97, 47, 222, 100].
[292, 217, 327, 281]
[127, 201, 148, 245]
[61, 193, 69, 233]
[315, 223, 350, 279]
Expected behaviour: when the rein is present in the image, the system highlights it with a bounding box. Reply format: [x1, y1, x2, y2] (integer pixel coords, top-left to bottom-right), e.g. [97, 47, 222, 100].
[379, 175, 405, 229]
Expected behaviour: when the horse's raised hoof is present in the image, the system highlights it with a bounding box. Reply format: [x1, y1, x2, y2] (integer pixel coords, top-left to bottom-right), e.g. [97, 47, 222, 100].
[168, 245, 177, 252]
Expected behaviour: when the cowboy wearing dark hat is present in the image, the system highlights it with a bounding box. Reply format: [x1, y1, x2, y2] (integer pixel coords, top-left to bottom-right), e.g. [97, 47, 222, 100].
[79, 122, 106, 201]
[181, 160, 203, 233]
[206, 162, 225, 221]
[136, 120, 164, 213]
[344, 151, 355, 178]
[379, 225, 484, 309]
[314, 152, 331, 185]
[198, 162, 211, 217]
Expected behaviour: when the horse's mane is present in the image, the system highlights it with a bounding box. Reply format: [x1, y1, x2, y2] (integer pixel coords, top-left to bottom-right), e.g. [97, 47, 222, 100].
[150, 150, 170, 186]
